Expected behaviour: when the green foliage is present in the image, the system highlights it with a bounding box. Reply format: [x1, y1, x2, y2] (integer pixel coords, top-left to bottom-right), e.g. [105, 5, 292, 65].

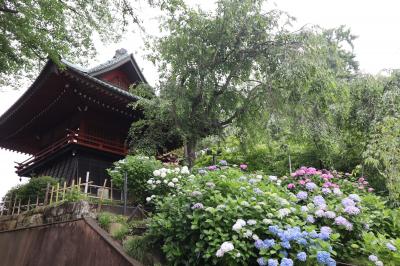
[0, 0, 142, 87]
[97, 212, 127, 230]
[4, 176, 58, 204]
[144, 165, 400, 265]
[112, 225, 130, 241]
[107, 155, 162, 204]
[124, 234, 160, 265]
[133, 0, 357, 166]
[364, 71, 400, 206]
[63, 187, 86, 203]
[362, 232, 400, 265]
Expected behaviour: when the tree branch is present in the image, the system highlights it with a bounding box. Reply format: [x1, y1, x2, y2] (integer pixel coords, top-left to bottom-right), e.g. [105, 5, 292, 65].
[0, 7, 18, 13]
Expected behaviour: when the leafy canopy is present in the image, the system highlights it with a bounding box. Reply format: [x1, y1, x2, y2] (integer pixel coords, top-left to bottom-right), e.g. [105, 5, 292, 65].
[0, 0, 141, 87]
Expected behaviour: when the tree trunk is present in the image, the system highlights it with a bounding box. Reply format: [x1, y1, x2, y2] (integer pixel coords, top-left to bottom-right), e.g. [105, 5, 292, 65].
[185, 139, 197, 169]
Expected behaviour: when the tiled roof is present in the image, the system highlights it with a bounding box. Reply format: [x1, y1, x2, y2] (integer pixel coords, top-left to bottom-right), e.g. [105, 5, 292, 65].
[61, 59, 139, 101]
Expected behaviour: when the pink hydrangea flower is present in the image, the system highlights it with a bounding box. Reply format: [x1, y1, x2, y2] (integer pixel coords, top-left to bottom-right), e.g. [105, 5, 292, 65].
[358, 177, 365, 183]
[296, 169, 306, 176]
[287, 183, 296, 189]
[298, 180, 306, 185]
[240, 164, 248, 170]
[368, 188, 375, 192]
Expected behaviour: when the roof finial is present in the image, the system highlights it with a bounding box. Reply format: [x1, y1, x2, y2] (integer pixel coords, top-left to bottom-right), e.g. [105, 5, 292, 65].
[114, 48, 128, 58]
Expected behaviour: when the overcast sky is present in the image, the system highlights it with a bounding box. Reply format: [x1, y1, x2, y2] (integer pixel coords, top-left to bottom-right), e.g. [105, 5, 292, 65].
[1, 0, 399, 199]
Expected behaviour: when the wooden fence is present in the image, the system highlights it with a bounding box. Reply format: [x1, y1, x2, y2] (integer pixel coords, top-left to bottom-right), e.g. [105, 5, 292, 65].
[0, 178, 124, 216]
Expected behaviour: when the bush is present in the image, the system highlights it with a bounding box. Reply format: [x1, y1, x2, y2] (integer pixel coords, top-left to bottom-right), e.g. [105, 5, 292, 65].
[108, 155, 162, 204]
[4, 176, 58, 204]
[144, 164, 400, 265]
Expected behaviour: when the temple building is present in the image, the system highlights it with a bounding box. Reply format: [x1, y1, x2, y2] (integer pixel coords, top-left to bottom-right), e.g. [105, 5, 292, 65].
[0, 49, 145, 185]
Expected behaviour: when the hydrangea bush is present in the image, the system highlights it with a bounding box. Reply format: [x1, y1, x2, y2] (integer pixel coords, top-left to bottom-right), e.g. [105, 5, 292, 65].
[143, 163, 400, 265]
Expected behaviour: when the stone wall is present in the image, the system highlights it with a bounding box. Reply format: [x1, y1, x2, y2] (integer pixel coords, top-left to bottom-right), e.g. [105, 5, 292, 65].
[0, 200, 94, 232]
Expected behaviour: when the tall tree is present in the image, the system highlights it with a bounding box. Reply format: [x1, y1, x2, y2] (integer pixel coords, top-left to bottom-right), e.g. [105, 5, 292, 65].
[0, 0, 142, 87]
[130, 0, 360, 167]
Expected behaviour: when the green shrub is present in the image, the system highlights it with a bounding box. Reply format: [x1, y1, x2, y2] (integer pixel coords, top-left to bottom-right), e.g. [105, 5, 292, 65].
[124, 234, 161, 266]
[98, 212, 114, 230]
[112, 225, 130, 241]
[4, 176, 58, 204]
[145, 165, 400, 265]
[108, 155, 162, 204]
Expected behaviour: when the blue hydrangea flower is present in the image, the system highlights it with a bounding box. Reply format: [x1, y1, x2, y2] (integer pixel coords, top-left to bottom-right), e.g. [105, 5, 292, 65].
[368, 255, 378, 262]
[255, 239, 265, 249]
[326, 257, 337, 266]
[263, 239, 275, 249]
[297, 252, 307, 262]
[269, 225, 281, 235]
[281, 241, 291, 249]
[344, 206, 360, 215]
[257, 257, 267, 266]
[348, 194, 361, 202]
[387, 243, 397, 251]
[267, 259, 279, 266]
[280, 258, 293, 266]
[296, 238, 308, 245]
[309, 230, 318, 238]
[318, 226, 332, 240]
[254, 188, 264, 195]
[316, 251, 331, 264]
[279, 250, 288, 258]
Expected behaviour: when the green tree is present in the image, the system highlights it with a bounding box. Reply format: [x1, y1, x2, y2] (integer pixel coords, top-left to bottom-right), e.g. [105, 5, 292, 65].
[132, 0, 334, 167]
[0, 0, 142, 87]
[364, 71, 400, 206]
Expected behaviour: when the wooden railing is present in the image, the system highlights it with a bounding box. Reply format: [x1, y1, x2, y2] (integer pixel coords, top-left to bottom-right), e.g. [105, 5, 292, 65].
[0, 178, 123, 216]
[15, 130, 128, 173]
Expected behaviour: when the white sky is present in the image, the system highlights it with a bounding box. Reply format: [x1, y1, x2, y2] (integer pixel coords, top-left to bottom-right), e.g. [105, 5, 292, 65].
[0, 0, 399, 199]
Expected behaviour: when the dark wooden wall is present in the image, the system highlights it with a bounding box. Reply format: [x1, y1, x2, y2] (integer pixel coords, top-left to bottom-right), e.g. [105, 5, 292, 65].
[0, 218, 140, 266]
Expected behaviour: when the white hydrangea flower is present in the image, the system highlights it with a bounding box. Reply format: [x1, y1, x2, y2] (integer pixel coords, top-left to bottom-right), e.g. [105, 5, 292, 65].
[256, 174, 263, 180]
[147, 179, 153, 185]
[156, 180, 161, 184]
[146, 197, 152, 202]
[160, 172, 167, 178]
[153, 170, 161, 176]
[181, 166, 190, 174]
[276, 180, 282, 186]
[220, 242, 234, 253]
[167, 182, 175, 187]
[247, 219, 257, 225]
[172, 177, 179, 183]
[269, 175, 278, 181]
[232, 219, 246, 231]
[277, 208, 291, 218]
[263, 218, 273, 224]
[163, 180, 168, 184]
[244, 229, 253, 238]
[252, 234, 259, 240]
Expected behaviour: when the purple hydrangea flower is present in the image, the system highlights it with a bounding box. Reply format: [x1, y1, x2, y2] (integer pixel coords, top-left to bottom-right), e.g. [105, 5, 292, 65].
[191, 203, 204, 209]
[296, 191, 308, 200]
[301, 206, 309, 212]
[334, 216, 353, 230]
[255, 240, 265, 249]
[324, 211, 336, 219]
[306, 215, 315, 223]
[219, 160, 228, 166]
[348, 194, 361, 202]
[269, 225, 281, 235]
[322, 188, 332, 194]
[341, 198, 356, 207]
[344, 206, 360, 215]
[313, 195, 326, 206]
[208, 165, 218, 171]
[305, 182, 317, 191]
[315, 209, 325, 217]
[254, 188, 264, 195]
